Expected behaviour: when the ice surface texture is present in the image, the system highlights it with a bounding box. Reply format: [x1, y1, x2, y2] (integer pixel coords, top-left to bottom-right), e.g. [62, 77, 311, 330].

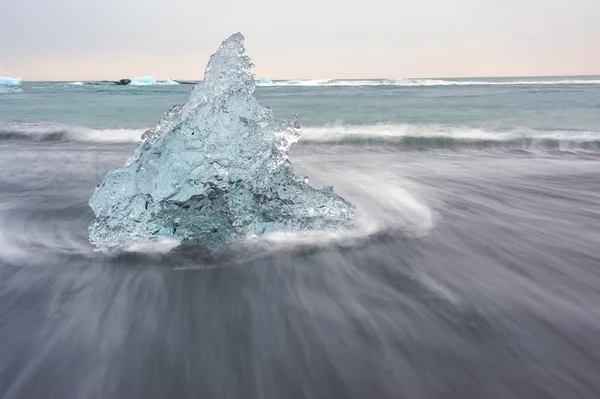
[0, 77, 21, 86]
[89, 33, 354, 251]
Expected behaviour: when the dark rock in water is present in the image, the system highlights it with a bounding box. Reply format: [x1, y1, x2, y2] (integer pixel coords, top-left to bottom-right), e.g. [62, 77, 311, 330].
[116, 79, 131, 86]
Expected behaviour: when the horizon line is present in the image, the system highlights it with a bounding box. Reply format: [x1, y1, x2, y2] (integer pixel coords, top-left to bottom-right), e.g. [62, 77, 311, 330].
[11, 73, 600, 83]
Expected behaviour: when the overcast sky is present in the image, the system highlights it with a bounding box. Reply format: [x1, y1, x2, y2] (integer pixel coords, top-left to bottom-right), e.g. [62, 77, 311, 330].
[2, 0, 599, 80]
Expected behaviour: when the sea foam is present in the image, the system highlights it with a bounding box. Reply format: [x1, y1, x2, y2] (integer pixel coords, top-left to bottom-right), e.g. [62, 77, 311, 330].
[3, 121, 600, 151]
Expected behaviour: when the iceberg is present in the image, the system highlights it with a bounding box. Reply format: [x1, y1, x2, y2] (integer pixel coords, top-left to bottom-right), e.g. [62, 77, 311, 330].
[88, 33, 354, 251]
[130, 76, 156, 86]
[258, 77, 272, 84]
[0, 77, 21, 86]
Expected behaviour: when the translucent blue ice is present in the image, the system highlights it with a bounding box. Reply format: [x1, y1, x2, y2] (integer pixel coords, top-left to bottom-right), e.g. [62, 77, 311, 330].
[88, 33, 354, 251]
[0, 77, 21, 86]
[130, 76, 156, 86]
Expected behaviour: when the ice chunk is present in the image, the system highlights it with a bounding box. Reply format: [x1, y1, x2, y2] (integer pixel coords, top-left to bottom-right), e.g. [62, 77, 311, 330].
[159, 79, 180, 85]
[0, 77, 21, 86]
[88, 33, 354, 251]
[258, 77, 272, 84]
[130, 76, 156, 85]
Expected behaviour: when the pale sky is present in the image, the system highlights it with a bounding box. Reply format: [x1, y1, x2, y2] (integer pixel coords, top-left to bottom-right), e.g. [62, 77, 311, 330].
[2, 0, 599, 80]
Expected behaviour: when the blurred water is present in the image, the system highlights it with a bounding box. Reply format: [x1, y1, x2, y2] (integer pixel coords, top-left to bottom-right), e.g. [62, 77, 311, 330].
[1, 80, 600, 398]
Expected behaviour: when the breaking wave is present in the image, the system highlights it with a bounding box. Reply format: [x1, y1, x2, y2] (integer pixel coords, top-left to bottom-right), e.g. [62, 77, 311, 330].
[2, 122, 600, 151]
[0, 123, 144, 143]
[257, 78, 600, 87]
[300, 124, 600, 151]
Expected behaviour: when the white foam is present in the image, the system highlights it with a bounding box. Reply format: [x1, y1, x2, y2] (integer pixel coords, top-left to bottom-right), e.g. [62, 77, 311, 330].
[298, 123, 600, 143]
[0, 122, 145, 143]
[81, 128, 146, 142]
[124, 238, 181, 253]
[3, 122, 600, 146]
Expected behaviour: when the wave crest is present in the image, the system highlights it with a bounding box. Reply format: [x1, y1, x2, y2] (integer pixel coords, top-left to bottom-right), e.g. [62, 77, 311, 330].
[3, 122, 600, 151]
[0, 123, 144, 143]
[299, 124, 600, 151]
[257, 78, 600, 87]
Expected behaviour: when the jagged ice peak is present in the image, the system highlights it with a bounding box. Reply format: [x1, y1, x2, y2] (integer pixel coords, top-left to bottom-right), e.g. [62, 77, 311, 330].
[88, 33, 355, 251]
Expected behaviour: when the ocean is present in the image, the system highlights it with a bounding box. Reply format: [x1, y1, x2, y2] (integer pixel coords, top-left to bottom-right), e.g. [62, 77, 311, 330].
[1, 77, 600, 398]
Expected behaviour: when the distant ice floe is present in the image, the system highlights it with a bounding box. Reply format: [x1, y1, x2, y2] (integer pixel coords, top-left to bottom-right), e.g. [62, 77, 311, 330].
[158, 79, 180, 85]
[0, 77, 21, 86]
[258, 77, 272, 84]
[130, 76, 156, 86]
[129, 77, 181, 85]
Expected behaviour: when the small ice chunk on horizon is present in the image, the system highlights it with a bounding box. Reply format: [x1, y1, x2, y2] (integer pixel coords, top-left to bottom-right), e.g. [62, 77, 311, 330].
[0, 77, 22, 86]
[159, 79, 180, 85]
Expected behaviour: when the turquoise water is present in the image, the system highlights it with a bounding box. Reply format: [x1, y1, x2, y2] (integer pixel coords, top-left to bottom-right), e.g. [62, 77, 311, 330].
[3, 77, 600, 398]
[1, 77, 600, 143]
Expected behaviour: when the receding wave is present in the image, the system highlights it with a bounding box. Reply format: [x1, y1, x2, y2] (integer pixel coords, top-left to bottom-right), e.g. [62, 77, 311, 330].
[257, 78, 600, 87]
[0, 123, 144, 143]
[2, 122, 600, 151]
